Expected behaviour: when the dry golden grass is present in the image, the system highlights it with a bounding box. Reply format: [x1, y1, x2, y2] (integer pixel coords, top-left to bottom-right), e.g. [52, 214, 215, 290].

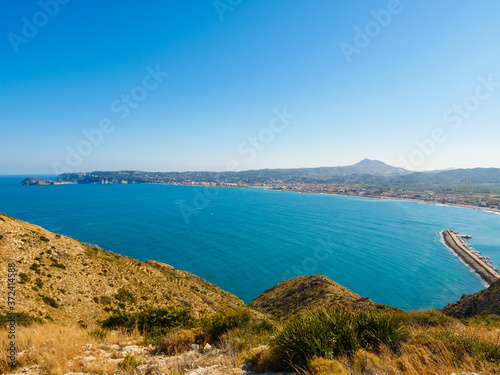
[3, 319, 500, 375]
[0, 323, 248, 375]
[341, 329, 499, 375]
[307, 357, 350, 375]
[0, 323, 142, 375]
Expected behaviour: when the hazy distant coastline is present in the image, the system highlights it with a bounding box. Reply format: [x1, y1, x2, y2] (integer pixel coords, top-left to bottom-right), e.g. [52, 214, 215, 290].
[21, 159, 500, 214]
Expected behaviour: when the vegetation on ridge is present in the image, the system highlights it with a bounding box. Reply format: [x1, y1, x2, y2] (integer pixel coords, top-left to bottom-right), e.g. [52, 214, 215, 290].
[249, 274, 398, 319]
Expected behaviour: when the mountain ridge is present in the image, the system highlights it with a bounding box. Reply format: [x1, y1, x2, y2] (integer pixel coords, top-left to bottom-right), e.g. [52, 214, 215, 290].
[21, 159, 500, 186]
[248, 274, 398, 319]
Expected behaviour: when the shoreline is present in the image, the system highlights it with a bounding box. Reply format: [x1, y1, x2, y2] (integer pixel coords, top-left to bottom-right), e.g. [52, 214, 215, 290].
[21, 177, 500, 215]
[441, 229, 500, 285]
[264, 187, 500, 215]
[363, 194, 500, 215]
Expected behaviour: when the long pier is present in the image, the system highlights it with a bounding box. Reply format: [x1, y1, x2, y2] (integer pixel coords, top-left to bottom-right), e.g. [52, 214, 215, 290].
[442, 230, 500, 284]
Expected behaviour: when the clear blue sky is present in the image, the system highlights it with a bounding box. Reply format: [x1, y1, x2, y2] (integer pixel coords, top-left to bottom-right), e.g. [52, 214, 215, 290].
[1, 0, 500, 174]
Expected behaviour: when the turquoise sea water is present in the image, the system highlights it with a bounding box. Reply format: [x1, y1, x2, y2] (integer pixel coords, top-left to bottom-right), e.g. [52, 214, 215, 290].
[2, 175, 500, 310]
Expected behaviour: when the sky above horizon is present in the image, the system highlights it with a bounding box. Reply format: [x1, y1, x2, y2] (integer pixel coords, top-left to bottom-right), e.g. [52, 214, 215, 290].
[1, 0, 500, 174]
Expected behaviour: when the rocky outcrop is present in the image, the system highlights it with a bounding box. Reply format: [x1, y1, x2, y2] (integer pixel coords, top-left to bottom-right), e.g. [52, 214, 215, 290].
[21, 177, 55, 186]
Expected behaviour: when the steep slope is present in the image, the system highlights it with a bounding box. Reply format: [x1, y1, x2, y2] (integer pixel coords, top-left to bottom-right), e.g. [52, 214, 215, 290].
[441, 279, 500, 318]
[0, 212, 244, 324]
[249, 274, 395, 319]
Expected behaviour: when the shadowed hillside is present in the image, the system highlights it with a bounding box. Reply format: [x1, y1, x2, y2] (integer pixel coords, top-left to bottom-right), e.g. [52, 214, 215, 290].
[442, 279, 500, 318]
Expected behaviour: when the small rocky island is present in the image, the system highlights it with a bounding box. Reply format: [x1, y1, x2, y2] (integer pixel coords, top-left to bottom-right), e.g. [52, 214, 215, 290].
[21, 177, 55, 186]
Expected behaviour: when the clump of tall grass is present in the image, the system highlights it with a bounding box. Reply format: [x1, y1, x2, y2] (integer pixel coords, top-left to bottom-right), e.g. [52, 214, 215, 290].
[464, 314, 500, 328]
[206, 308, 253, 342]
[88, 328, 108, 340]
[271, 308, 408, 369]
[118, 355, 142, 371]
[405, 309, 456, 328]
[358, 311, 410, 353]
[0, 312, 43, 326]
[102, 307, 191, 331]
[101, 307, 191, 343]
[432, 330, 500, 364]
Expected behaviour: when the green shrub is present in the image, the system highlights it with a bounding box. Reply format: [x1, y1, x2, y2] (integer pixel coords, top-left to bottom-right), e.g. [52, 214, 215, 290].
[358, 312, 409, 353]
[88, 329, 108, 340]
[247, 346, 283, 373]
[102, 307, 191, 333]
[207, 308, 252, 341]
[406, 309, 455, 328]
[272, 309, 355, 368]
[50, 262, 66, 269]
[34, 278, 43, 289]
[100, 296, 112, 305]
[30, 263, 41, 275]
[49, 257, 66, 269]
[19, 272, 30, 284]
[114, 288, 136, 303]
[39, 236, 50, 242]
[41, 295, 59, 308]
[118, 355, 142, 371]
[216, 315, 275, 354]
[464, 314, 500, 328]
[0, 312, 43, 326]
[272, 308, 408, 369]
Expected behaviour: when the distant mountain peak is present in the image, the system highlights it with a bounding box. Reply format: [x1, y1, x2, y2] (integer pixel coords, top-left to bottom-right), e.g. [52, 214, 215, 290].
[354, 158, 388, 167]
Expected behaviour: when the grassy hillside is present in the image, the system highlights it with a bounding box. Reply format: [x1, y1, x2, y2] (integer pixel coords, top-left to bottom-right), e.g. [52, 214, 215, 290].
[0, 212, 244, 324]
[249, 274, 397, 319]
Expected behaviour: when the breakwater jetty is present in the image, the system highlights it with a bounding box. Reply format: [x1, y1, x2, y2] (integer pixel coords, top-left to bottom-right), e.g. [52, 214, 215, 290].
[442, 230, 500, 284]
